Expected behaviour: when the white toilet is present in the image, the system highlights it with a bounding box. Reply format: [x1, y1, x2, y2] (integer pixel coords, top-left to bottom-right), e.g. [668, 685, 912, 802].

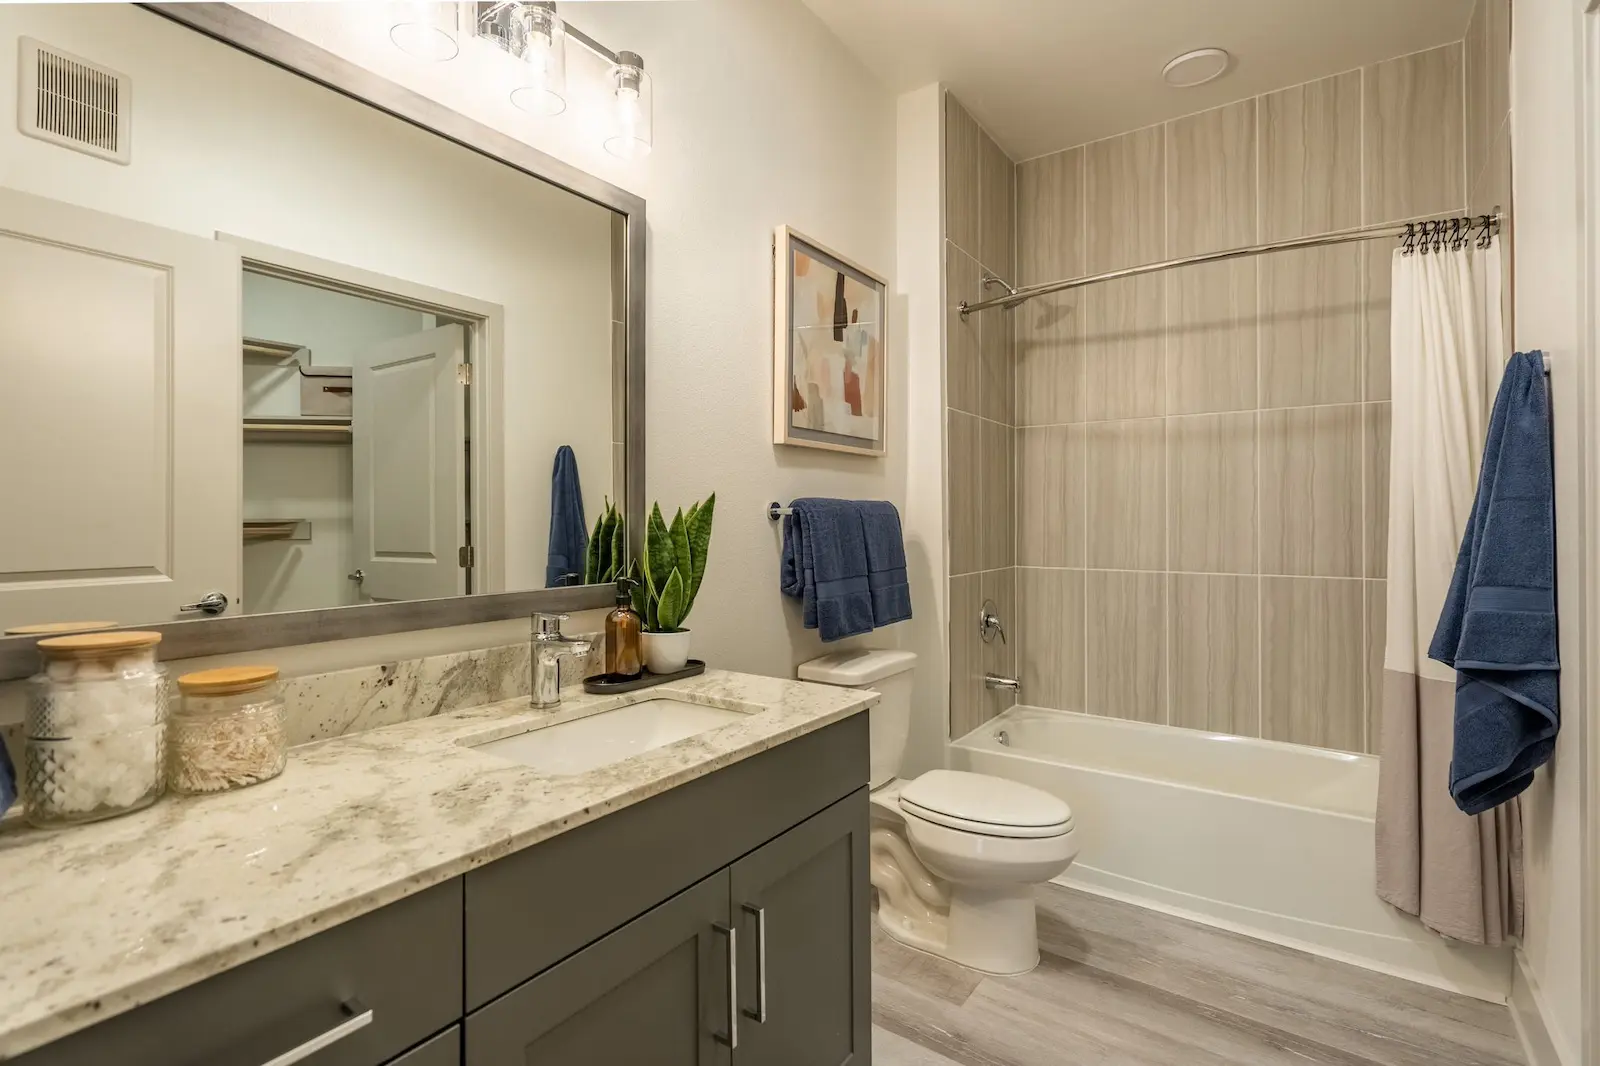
[798, 649, 1078, 976]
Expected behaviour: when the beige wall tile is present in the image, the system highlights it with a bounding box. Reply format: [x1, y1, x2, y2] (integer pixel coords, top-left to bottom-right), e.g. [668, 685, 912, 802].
[948, 411, 981, 575]
[1084, 125, 1165, 273]
[1364, 402, 1391, 580]
[1166, 100, 1256, 256]
[1464, 0, 1489, 194]
[945, 93, 982, 256]
[1365, 579, 1387, 755]
[1487, 0, 1510, 144]
[1472, 118, 1512, 218]
[1363, 240, 1394, 401]
[1017, 425, 1084, 568]
[1260, 244, 1362, 408]
[1016, 292, 1083, 426]
[1087, 570, 1167, 723]
[947, 245, 982, 415]
[981, 417, 1015, 570]
[1086, 418, 1166, 570]
[1170, 574, 1260, 737]
[980, 130, 1016, 281]
[1083, 274, 1165, 420]
[1259, 71, 1362, 241]
[982, 568, 1018, 718]
[1363, 44, 1466, 225]
[1017, 148, 1084, 287]
[1166, 260, 1257, 415]
[1261, 405, 1362, 577]
[980, 294, 1015, 425]
[948, 573, 982, 737]
[1018, 567, 1085, 711]
[1168, 412, 1256, 574]
[1261, 577, 1365, 752]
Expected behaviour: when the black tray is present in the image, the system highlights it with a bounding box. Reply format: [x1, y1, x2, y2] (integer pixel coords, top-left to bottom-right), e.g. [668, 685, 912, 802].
[584, 659, 707, 694]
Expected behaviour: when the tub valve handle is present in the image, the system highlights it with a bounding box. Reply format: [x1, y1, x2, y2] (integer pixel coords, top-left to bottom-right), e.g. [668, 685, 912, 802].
[979, 600, 1006, 645]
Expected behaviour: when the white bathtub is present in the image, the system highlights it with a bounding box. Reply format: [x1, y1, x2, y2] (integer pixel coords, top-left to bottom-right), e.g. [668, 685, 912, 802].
[950, 706, 1512, 1002]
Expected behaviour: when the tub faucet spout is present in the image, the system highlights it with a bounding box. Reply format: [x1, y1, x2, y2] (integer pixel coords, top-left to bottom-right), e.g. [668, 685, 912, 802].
[984, 673, 1020, 693]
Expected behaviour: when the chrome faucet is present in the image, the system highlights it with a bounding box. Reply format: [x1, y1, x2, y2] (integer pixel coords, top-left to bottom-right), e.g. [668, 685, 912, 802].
[531, 612, 593, 708]
[984, 673, 1021, 693]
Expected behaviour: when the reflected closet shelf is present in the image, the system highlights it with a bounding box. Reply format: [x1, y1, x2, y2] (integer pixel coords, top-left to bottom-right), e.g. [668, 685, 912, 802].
[243, 520, 311, 542]
[243, 418, 352, 444]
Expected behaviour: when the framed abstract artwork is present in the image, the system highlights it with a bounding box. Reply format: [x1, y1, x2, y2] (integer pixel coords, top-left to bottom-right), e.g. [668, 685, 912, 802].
[772, 226, 887, 456]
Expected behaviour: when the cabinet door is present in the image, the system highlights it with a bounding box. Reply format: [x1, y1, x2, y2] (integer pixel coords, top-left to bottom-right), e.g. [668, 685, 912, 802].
[729, 790, 870, 1066]
[388, 1027, 459, 1066]
[465, 870, 733, 1066]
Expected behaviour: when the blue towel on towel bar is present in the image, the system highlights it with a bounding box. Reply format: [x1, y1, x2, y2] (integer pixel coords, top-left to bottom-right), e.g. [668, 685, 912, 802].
[781, 498, 913, 641]
[1429, 351, 1560, 815]
[545, 445, 588, 588]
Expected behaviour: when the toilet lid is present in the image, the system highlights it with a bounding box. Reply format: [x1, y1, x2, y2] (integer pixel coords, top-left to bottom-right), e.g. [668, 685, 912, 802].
[899, 770, 1073, 839]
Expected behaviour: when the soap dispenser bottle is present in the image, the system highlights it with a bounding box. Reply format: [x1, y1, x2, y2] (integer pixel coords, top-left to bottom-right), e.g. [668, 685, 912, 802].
[606, 577, 643, 679]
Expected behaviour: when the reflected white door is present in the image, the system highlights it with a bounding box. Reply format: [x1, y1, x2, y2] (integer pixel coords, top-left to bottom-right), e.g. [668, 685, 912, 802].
[0, 189, 241, 629]
[351, 324, 468, 602]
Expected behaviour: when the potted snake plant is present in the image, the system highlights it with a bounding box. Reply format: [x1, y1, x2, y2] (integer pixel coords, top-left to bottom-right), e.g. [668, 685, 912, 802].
[636, 495, 715, 673]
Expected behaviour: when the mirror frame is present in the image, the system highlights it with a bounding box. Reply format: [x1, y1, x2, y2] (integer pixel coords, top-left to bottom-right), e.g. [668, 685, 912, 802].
[0, 2, 646, 681]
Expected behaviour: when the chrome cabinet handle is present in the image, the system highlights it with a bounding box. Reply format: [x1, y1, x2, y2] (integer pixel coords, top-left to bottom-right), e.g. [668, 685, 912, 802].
[178, 591, 229, 615]
[259, 1000, 372, 1066]
[740, 903, 768, 1023]
[713, 922, 738, 1049]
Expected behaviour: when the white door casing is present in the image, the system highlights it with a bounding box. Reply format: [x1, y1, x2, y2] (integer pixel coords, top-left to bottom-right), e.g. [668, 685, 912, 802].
[350, 324, 468, 602]
[0, 189, 241, 630]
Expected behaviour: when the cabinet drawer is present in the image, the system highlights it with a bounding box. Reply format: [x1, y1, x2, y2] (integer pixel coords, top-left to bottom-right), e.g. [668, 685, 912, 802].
[388, 1027, 460, 1066]
[464, 714, 867, 1009]
[18, 879, 463, 1066]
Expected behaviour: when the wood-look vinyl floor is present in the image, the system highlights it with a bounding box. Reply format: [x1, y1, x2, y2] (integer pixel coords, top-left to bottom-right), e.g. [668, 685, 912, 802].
[871, 883, 1524, 1066]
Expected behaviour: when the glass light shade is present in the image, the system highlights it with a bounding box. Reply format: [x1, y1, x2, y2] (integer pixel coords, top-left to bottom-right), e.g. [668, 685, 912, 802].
[604, 55, 653, 160]
[509, 7, 567, 116]
[390, 2, 460, 61]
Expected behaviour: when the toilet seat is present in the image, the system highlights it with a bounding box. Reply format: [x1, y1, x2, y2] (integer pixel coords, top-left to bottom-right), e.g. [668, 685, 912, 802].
[898, 770, 1073, 839]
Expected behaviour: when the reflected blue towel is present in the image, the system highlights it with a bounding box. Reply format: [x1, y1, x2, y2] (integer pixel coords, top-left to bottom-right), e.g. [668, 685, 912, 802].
[545, 446, 588, 588]
[780, 499, 912, 641]
[0, 736, 15, 820]
[1429, 352, 1560, 815]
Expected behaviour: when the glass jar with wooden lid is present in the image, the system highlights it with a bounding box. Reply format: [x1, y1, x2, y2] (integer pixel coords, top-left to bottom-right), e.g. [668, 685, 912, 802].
[25, 630, 167, 826]
[170, 666, 287, 794]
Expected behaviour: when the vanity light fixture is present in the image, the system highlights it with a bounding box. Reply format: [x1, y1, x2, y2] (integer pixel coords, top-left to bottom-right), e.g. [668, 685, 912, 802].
[480, 1, 568, 116]
[389, 1, 464, 62]
[604, 52, 653, 160]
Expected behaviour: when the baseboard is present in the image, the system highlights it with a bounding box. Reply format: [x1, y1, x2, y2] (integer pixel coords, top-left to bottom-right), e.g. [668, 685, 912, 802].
[1056, 865, 1513, 1004]
[1510, 949, 1573, 1066]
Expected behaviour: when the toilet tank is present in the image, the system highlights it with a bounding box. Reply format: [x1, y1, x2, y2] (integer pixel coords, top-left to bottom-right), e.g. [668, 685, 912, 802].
[797, 649, 916, 788]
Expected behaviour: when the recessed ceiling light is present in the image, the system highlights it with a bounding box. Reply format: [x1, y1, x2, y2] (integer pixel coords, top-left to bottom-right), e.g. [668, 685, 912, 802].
[1162, 48, 1231, 88]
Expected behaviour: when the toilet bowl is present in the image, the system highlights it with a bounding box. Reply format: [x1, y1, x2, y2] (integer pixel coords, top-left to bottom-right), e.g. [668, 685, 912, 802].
[798, 651, 1080, 975]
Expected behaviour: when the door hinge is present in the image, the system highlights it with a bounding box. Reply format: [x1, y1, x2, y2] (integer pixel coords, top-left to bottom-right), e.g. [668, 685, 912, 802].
[457, 362, 473, 386]
[458, 545, 476, 568]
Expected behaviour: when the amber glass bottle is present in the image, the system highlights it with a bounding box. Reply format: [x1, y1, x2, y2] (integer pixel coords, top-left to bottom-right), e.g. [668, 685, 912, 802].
[605, 578, 643, 679]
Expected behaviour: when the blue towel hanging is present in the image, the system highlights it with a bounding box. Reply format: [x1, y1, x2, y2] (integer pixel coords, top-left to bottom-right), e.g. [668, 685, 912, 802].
[780, 498, 912, 641]
[1429, 351, 1560, 815]
[546, 445, 588, 588]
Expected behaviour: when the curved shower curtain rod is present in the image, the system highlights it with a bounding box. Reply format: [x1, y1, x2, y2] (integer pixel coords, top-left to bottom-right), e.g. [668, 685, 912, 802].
[959, 210, 1503, 317]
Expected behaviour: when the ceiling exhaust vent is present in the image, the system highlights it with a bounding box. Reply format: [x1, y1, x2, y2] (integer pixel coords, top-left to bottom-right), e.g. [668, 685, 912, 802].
[17, 38, 130, 165]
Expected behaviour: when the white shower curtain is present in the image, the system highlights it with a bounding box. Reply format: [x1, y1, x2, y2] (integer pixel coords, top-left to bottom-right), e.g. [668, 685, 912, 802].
[1375, 240, 1521, 945]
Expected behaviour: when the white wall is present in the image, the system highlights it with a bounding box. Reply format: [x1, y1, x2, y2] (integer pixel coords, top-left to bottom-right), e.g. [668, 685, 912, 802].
[1509, 1, 1588, 1061]
[241, 3, 927, 691]
[0, 3, 616, 597]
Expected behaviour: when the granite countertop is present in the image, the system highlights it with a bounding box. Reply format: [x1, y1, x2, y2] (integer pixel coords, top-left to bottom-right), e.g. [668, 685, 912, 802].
[0, 670, 876, 1059]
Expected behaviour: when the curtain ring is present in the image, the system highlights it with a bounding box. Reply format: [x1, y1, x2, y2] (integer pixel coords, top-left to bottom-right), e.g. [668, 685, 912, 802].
[1401, 222, 1417, 255]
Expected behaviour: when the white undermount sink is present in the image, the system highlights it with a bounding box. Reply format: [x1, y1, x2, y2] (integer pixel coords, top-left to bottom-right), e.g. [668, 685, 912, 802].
[472, 698, 746, 776]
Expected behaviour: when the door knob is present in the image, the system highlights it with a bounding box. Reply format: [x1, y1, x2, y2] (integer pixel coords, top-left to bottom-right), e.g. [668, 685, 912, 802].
[347, 569, 366, 583]
[179, 591, 229, 616]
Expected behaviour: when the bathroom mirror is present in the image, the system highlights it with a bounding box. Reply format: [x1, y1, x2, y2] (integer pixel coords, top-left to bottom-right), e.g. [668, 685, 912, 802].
[0, 3, 644, 677]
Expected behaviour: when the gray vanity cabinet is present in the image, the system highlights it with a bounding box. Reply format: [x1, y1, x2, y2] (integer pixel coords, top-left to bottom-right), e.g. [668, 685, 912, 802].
[729, 792, 871, 1066]
[465, 871, 734, 1066]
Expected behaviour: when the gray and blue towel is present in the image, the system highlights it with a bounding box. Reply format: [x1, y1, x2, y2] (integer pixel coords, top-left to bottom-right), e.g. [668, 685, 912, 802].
[781, 498, 913, 642]
[1429, 351, 1560, 815]
[545, 445, 588, 588]
[0, 737, 15, 820]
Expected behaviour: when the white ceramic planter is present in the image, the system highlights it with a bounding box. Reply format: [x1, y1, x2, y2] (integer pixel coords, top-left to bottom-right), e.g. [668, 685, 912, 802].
[642, 630, 693, 674]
